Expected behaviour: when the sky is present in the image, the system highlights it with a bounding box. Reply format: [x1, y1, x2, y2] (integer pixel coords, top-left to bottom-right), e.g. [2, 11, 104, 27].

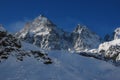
[0, 0, 120, 37]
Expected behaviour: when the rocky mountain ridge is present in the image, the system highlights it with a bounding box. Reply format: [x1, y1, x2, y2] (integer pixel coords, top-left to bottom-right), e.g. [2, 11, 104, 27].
[0, 25, 52, 64]
[16, 15, 101, 51]
[1, 15, 120, 66]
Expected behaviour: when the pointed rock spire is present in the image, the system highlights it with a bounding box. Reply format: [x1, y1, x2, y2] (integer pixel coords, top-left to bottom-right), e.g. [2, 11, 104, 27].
[73, 24, 87, 34]
[72, 24, 101, 51]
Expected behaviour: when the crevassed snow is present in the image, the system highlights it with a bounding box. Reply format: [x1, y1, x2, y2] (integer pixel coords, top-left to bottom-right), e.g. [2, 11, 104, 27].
[0, 51, 120, 80]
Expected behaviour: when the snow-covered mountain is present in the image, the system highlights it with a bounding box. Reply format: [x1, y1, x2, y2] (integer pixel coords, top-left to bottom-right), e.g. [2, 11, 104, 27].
[0, 27, 120, 80]
[97, 27, 120, 65]
[79, 27, 120, 66]
[16, 15, 101, 51]
[98, 39, 120, 65]
[0, 25, 52, 64]
[1, 19, 120, 80]
[16, 15, 71, 50]
[71, 24, 101, 51]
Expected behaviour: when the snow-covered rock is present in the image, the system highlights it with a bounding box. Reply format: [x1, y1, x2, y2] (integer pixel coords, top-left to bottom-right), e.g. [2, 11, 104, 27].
[16, 15, 102, 52]
[0, 23, 120, 80]
[0, 26, 52, 64]
[0, 28, 21, 53]
[114, 27, 120, 39]
[98, 39, 120, 65]
[98, 39, 120, 52]
[71, 24, 101, 52]
[16, 15, 71, 50]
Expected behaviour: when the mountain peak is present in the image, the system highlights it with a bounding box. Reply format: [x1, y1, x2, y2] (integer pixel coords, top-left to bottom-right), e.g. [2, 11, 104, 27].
[16, 16, 101, 51]
[33, 15, 54, 25]
[72, 24, 101, 51]
[37, 14, 47, 20]
[73, 24, 87, 34]
[16, 15, 70, 50]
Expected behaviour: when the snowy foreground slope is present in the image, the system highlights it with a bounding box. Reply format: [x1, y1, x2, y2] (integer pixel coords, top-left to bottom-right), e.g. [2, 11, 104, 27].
[0, 50, 120, 80]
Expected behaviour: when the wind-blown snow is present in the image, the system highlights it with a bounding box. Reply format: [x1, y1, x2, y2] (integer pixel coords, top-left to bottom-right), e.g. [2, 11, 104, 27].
[0, 51, 120, 80]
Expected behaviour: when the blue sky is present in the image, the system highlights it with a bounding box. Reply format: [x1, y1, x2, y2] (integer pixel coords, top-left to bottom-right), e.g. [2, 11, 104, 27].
[0, 0, 120, 37]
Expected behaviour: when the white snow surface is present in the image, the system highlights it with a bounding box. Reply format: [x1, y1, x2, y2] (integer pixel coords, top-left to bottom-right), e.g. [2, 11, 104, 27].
[98, 39, 120, 52]
[0, 50, 120, 80]
[21, 41, 41, 51]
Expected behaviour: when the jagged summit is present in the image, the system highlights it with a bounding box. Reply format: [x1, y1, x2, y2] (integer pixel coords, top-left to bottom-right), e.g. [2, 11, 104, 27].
[16, 15, 101, 51]
[16, 15, 57, 38]
[16, 15, 102, 51]
[71, 24, 101, 51]
[33, 14, 56, 27]
[73, 24, 88, 34]
[16, 15, 71, 50]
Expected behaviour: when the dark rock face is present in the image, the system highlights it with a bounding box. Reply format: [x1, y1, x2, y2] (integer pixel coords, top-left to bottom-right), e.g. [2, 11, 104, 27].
[0, 31, 21, 53]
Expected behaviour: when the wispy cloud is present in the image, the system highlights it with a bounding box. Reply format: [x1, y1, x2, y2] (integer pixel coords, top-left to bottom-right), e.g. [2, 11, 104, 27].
[7, 18, 30, 33]
[8, 21, 25, 33]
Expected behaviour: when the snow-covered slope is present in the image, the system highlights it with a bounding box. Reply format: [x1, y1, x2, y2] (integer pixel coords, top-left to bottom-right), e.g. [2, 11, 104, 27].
[98, 27, 120, 63]
[71, 24, 101, 51]
[98, 39, 120, 65]
[0, 51, 120, 80]
[98, 39, 120, 51]
[75, 27, 120, 66]
[16, 15, 71, 50]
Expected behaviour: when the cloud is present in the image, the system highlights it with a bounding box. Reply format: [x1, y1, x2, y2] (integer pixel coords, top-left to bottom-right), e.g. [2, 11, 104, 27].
[7, 17, 31, 33]
[8, 21, 25, 33]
